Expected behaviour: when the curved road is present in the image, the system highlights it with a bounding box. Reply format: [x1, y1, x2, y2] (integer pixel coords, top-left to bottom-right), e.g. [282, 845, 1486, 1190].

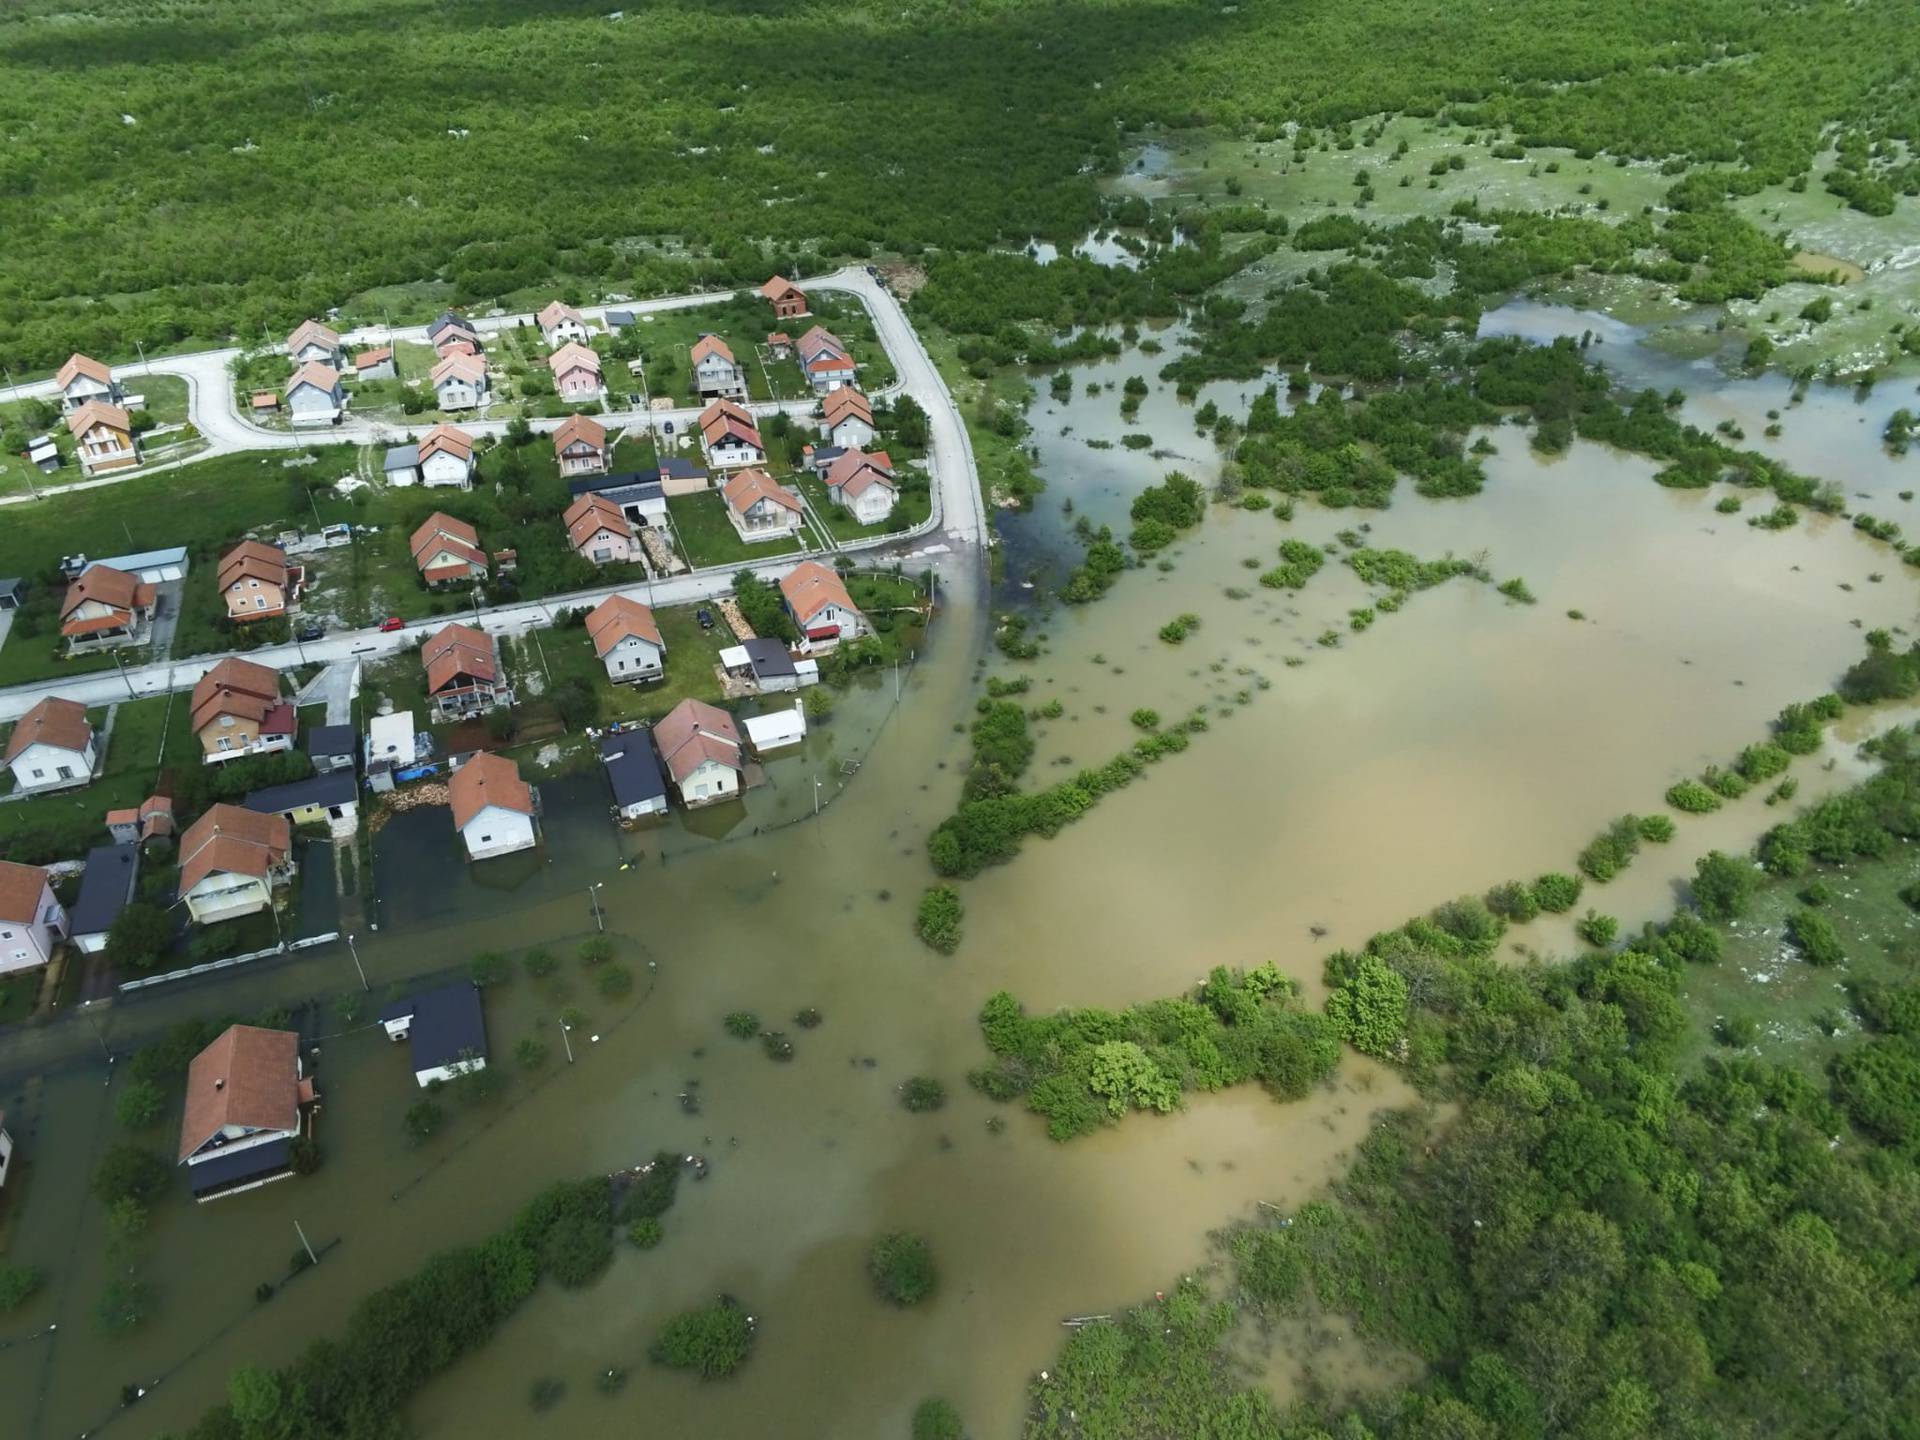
[0, 269, 987, 721]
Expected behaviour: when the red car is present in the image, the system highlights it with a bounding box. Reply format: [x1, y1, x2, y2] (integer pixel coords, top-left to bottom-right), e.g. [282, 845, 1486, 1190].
[378, 616, 405, 633]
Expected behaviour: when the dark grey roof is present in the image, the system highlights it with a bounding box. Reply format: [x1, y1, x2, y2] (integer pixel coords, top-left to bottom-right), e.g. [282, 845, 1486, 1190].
[606, 310, 636, 328]
[384, 444, 419, 472]
[428, 312, 474, 338]
[243, 770, 359, 817]
[569, 473, 664, 505]
[658, 457, 708, 481]
[188, 1136, 290, 1195]
[380, 981, 487, 1074]
[742, 636, 797, 679]
[811, 445, 846, 468]
[601, 731, 667, 808]
[70, 843, 138, 939]
[306, 724, 356, 759]
[0, 578, 21, 599]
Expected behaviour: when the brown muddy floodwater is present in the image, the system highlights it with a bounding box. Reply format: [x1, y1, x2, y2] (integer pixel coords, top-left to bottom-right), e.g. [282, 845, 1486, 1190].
[5, 310, 1918, 1440]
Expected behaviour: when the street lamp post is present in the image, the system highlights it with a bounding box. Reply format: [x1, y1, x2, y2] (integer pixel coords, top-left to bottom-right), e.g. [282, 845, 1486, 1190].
[558, 1018, 575, 1064]
[588, 882, 604, 933]
[345, 932, 369, 991]
[109, 648, 136, 699]
[80, 1000, 110, 1064]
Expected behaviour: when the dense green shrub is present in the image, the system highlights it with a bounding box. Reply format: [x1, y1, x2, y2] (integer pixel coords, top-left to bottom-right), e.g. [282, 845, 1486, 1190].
[1530, 872, 1583, 912]
[912, 1397, 966, 1440]
[1666, 779, 1721, 813]
[1786, 907, 1845, 967]
[1576, 910, 1619, 947]
[651, 1298, 755, 1380]
[869, 1233, 938, 1306]
[915, 886, 965, 953]
[1483, 880, 1540, 923]
[1577, 816, 1643, 882]
[1324, 954, 1411, 1059]
[1692, 850, 1757, 920]
[900, 1077, 947, 1113]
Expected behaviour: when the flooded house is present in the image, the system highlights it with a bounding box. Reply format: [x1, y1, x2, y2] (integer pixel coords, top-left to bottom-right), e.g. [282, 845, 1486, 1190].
[176, 1024, 317, 1202]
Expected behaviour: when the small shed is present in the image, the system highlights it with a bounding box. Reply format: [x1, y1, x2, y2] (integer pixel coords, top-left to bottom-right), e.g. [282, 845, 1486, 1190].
[744, 703, 807, 754]
[305, 723, 357, 774]
[380, 981, 488, 1086]
[0, 579, 21, 611]
[601, 729, 668, 821]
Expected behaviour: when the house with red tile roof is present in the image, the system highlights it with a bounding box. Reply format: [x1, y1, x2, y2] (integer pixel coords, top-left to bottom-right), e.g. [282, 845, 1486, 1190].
[538, 301, 591, 348]
[285, 319, 343, 368]
[690, 333, 746, 401]
[4, 697, 96, 794]
[449, 752, 537, 860]
[177, 806, 293, 925]
[721, 468, 803, 542]
[190, 657, 294, 763]
[823, 449, 899, 525]
[105, 792, 174, 846]
[765, 332, 794, 360]
[549, 342, 604, 402]
[0, 861, 66, 975]
[698, 398, 765, 470]
[795, 325, 856, 394]
[411, 513, 488, 588]
[422, 622, 507, 719]
[563, 493, 637, 565]
[585, 595, 665, 684]
[176, 1023, 315, 1201]
[430, 351, 489, 411]
[428, 311, 481, 354]
[217, 540, 294, 622]
[417, 423, 476, 489]
[653, 699, 744, 808]
[66, 400, 138, 474]
[780, 560, 868, 644]
[820, 386, 876, 449]
[54, 353, 121, 411]
[552, 413, 609, 478]
[284, 362, 345, 426]
[353, 346, 396, 380]
[59, 564, 155, 652]
[760, 276, 809, 320]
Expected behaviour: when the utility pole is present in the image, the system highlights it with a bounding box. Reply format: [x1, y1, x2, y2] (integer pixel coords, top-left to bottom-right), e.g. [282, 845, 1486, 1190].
[812, 774, 821, 817]
[346, 931, 368, 991]
[80, 1001, 110, 1063]
[293, 1220, 318, 1267]
[110, 649, 136, 699]
[558, 1017, 575, 1064]
[588, 882, 604, 933]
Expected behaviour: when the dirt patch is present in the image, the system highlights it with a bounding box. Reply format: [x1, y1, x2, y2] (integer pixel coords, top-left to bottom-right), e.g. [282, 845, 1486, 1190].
[876, 262, 928, 300]
[1791, 250, 1865, 283]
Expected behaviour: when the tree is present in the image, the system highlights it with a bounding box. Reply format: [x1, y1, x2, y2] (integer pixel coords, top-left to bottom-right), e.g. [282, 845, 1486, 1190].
[92, 1144, 168, 1208]
[868, 1233, 937, 1306]
[650, 1297, 754, 1378]
[915, 886, 964, 953]
[0, 1262, 42, 1313]
[1325, 954, 1409, 1058]
[1692, 850, 1756, 921]
[105, 902, 172, 971]
[1087, 1041, 1180, 1116]
[900, 1076, 946, 1112]
[912, 1398, 965, 1440]
[114, 1078, 166, 1130]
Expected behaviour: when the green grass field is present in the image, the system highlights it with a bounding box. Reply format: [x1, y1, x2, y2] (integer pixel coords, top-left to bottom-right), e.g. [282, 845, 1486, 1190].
[514, 603, 732, 727]
[665, 490, 808, 569]
[0, 692, 188, 860]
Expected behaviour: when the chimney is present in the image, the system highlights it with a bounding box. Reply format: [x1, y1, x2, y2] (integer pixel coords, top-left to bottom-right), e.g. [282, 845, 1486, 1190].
[214, 1078, 225, 1091]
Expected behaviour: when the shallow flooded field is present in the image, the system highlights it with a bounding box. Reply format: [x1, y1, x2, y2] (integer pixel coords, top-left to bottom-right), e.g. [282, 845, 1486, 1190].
[6, 304, 1919, 1438]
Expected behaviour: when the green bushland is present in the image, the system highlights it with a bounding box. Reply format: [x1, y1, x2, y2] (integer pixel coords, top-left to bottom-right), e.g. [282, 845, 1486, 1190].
[1530, 871, 1583, 912]
[165, 1177, 633, 1437]
[969, 965, 1339, 1141]
[1840, 629, 1920, 704]
[1260, 538, 1326, 590]
[911, 1397, 965, 1440]
[1576, 814, 1644, 883]
[1156, 613, 1201, 645]
[1127, 472, 1206, 555]
[1786, 907, 1845, 968]
[900, 1077, 947, 1114]
[723, 1011, 760, 1039]
[1667, 779, 1722, 814]
[1693, 849, 1759, 921]
[1758, 727, 1920, 879]
[868, 1233, 938, 1307]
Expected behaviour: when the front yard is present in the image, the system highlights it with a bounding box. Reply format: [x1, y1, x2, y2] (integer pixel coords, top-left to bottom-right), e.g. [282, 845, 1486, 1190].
[0, 692, 192, 860]
[511, 602, 733, 726]
[794, 471, 933, 544]
[665, 490, 808, 569]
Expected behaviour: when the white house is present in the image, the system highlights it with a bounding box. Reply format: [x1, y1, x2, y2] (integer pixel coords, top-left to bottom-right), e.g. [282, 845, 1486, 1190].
[722, 468, 803, 542]
[601, 729, 669, 821]
[417, 423, 476, 488]
[698, 398, 765, 469]
[552, 413, 609, 477]
[3, 696, 96, 793]
[55, 353, 121, 411]
[430, 352, 489, 411]
[795, 325, 856, 394]
[285, 319, 344, 369]
[823, 449, 899, 525]
[0, 861, 67, 975]
[353, 346, 397, 381]
[284, 362, 345, 426]
[537, 301, 591, 349]
[585, 594, 665, 684]
[563, 493, 637, 564]
[743, 702, 807, 754]
[177, 804, 293, 925]
[380, 981, 488, 1087]
[820, 386, 876, 450]
[654, 698, 744, 808]
[177, 1024, 316, 1202]
[780, 560, 869, 644]
[690, 334, 747, 401]
[450, 751, 538, 860]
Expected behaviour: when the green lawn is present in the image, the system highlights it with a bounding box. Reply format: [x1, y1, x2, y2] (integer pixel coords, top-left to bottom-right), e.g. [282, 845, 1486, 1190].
[616, 293, 788, 404]
[666, 490, 807, 569]
[518, 603, 731, 726]
[128, 373, 189, 427]
[794, 471, 932, 543]
[0, 969, 37, 1023]
[0, 693, 179, 860]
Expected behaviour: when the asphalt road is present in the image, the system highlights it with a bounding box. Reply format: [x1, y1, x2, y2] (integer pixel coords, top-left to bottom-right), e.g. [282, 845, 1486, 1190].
[0, 269, 986, 721]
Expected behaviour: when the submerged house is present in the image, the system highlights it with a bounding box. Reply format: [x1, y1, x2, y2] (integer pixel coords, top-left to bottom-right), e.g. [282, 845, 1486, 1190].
[653, 698, 744, 808]
[601, 729, 669, 821]
[177, 804, 293, 925]
[380, 981, 488, 1087]
[176, 1024, 316, 1202]
[449, 751, 538, 860]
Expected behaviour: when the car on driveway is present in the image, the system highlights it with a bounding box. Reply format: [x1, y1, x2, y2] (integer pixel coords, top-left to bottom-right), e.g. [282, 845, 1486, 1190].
[696, 608, 715, 630]
[296, 623, 325, 642]
[378, 616, 404, 633]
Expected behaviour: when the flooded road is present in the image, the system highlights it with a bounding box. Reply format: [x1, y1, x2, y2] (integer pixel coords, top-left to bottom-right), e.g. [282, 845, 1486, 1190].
[5, 304, 1918, 1438]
